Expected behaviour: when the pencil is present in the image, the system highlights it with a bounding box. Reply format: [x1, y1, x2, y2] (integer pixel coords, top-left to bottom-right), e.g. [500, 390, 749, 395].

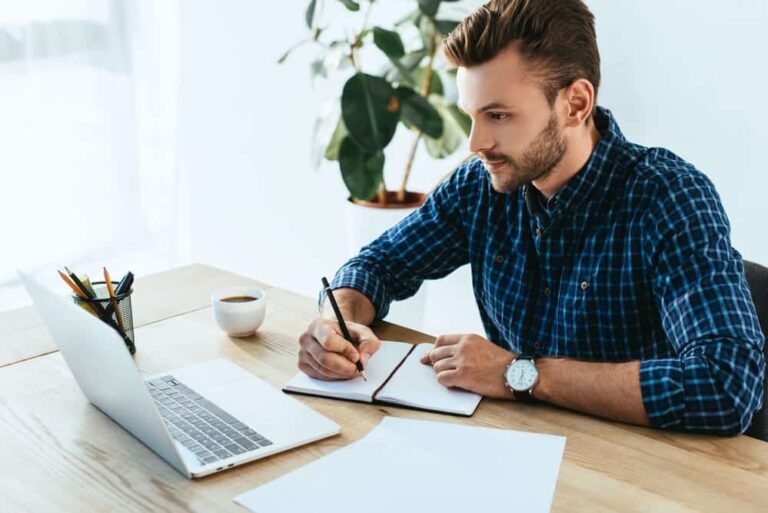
[81, 275, 97, 298]
[58, 270, 99, 316]
[321, 277, 367, 381]
[104, 267, 127, 337]
[64, 266, 114, 323]
[64, 266, 94, 299]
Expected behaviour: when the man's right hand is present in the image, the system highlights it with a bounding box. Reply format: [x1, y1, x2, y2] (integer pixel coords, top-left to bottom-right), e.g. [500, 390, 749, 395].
[297, 318, 381, 380]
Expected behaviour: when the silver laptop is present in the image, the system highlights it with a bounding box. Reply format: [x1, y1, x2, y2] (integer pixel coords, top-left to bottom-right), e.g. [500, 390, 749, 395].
[19, 271, 341, 479]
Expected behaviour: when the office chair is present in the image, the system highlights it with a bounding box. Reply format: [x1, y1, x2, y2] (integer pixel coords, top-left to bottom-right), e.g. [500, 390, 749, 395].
[744, 260, 768, 441]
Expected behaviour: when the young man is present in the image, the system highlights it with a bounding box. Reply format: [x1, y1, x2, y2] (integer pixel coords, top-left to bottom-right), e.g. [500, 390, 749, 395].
[297, 0, 765, 435]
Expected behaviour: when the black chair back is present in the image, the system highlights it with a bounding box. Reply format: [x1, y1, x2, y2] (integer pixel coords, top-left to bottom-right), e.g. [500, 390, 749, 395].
[744, 260, 768, 441]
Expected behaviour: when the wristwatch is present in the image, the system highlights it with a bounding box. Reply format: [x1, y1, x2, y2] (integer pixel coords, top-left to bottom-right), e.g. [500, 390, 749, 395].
[504, 355, 539, 402]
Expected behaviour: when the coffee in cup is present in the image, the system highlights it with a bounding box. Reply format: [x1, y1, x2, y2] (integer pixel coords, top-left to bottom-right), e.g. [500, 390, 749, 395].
[211, 286, 266, 337]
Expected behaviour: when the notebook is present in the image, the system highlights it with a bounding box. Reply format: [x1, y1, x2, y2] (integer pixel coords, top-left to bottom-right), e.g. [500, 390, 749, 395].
[283, 341, 482, 416]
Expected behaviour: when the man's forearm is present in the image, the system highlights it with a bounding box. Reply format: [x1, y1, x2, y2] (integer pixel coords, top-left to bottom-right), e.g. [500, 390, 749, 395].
[534, 357, 651, 426]
[321, 287, 376, 326]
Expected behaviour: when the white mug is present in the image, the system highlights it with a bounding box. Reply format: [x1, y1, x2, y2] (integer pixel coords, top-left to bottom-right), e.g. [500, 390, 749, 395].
[211, 286, 266, 337]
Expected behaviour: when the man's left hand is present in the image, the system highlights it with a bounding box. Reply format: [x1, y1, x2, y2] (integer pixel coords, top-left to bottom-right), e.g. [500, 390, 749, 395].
[420, 334, 516, 399]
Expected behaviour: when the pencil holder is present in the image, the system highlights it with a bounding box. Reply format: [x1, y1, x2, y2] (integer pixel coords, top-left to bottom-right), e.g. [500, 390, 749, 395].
[73, 281, 136, 355]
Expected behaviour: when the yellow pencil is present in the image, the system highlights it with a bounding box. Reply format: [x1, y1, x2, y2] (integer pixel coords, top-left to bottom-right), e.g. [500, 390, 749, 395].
[58, 270, 98, 316]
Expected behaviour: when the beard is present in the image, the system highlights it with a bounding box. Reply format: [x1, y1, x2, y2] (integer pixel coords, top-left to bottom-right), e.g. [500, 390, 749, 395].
[482, 110, 567, 194]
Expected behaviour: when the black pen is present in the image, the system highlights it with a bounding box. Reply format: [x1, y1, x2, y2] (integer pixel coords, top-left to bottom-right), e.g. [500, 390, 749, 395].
[114, 271, 134, 295]
[321, 277, 367, 381]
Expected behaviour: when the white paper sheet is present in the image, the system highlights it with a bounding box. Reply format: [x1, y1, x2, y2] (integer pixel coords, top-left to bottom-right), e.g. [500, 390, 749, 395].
[376, 343, 482, 415]
[283, 341, 413, 402]
[235, 417, 566, 513]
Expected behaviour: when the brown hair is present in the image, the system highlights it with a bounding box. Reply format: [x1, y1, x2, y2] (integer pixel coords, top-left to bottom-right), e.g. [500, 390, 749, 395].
[443, 0, 600, 108]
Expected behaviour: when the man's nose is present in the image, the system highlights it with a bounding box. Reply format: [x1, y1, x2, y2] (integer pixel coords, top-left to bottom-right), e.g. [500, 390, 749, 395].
[468, 122, 493, 154]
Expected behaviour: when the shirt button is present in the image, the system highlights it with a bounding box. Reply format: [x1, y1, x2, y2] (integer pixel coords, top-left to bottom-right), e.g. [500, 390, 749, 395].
[535, 228, 542, 237]
[580, 281, 590, 290]
[543, 287, 552, 297]
[533, 341, 541, 350]
[495, 255, 504, 263]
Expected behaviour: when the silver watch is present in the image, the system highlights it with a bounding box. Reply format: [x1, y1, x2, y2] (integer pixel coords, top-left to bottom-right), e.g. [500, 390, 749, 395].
[504, 355, 538, 401]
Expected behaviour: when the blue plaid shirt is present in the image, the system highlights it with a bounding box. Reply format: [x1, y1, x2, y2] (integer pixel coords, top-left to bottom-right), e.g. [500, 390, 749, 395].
[329, 106, 765, 435]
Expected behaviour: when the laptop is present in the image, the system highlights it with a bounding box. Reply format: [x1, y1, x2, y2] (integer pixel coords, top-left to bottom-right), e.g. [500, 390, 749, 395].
[18, 271, 341, 479]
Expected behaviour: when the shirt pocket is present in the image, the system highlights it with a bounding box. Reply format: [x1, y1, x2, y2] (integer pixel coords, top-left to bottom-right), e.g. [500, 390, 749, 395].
[556, 272, 598, 355]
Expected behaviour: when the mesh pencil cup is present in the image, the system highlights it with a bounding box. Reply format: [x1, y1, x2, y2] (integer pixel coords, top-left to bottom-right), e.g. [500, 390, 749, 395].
[73, 281, 136, 355]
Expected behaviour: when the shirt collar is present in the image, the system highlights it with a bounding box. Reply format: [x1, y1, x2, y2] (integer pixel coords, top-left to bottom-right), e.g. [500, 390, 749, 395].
[523, 106, 625, 219]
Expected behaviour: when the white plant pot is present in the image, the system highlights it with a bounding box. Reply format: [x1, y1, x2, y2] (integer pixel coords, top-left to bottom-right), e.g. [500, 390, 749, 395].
[343, 194, 428, 331]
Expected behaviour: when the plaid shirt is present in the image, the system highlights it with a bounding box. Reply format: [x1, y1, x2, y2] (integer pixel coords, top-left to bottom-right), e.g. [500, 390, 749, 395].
[328, 106, 765, 435]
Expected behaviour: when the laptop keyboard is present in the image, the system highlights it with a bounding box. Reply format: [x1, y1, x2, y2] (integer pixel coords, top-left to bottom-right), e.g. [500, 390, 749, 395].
[146, 375, 273, 465]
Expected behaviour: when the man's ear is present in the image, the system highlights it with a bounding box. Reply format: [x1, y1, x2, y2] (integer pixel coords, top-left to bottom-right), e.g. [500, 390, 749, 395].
[562, 78, 596, 128]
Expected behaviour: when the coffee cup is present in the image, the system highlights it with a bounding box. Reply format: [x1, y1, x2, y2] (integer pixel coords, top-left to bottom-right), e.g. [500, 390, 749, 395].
[211, 286, 266, 337]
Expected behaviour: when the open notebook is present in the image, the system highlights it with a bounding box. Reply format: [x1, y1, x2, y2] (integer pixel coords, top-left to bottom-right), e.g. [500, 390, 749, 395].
[283, 341, 482, 416]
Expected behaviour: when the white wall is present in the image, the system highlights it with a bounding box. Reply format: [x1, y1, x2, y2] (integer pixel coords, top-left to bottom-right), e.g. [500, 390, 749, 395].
[589, 0, 768, 261]
[178, 0, 768, 336]
[177, 0, 482, 334]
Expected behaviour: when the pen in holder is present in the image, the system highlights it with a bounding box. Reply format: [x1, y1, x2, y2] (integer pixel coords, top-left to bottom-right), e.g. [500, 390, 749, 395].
[73, 281, 136, 355]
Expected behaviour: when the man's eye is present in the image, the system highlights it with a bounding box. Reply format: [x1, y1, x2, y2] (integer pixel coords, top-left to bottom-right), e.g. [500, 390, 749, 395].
[489, 112, 510, 121]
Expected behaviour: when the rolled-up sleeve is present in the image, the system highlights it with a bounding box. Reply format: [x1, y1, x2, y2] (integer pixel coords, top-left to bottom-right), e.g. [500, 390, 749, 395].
[642, 173, 765, 435]
[320, 164, 473, 321]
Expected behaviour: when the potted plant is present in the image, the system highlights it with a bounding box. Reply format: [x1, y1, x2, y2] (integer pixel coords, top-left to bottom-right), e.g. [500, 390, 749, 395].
[282, 0, 471, 250]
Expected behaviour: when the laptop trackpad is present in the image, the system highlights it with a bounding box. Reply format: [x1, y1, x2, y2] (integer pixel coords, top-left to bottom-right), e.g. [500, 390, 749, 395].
[169, 359, 338, 446]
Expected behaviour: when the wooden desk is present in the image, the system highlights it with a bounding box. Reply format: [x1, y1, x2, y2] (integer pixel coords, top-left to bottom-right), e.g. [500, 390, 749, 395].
[1, 264, 766, 512]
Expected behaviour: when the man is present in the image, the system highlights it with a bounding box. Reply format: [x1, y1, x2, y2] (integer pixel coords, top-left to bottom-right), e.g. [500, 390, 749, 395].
[297, 0, 765, 435]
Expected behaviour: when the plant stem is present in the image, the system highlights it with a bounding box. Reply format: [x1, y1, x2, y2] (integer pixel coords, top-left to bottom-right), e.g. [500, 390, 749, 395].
[350, 0, 375, 72]
[398, 21, 438, 203]
[349, 1, 391, 202]
[399, 132, 422, 202]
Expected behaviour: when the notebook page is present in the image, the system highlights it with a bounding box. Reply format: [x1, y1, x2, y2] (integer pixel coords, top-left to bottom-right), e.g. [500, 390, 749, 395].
[375, 343, 482, 416]
[283, 341, 413, 402]
[235, 416, 566, 513]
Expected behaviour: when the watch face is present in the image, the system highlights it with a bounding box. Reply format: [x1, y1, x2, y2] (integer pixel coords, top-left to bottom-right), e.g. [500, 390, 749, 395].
[506, 359, 538, 392]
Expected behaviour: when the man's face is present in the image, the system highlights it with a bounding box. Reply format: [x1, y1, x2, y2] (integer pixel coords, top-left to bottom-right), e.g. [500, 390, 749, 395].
[457, 48, 567, 194]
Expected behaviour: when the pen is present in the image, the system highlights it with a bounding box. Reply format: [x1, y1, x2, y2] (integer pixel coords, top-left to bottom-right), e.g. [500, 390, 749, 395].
[114, 271, 134, 296]
[321, 277, 367, 381]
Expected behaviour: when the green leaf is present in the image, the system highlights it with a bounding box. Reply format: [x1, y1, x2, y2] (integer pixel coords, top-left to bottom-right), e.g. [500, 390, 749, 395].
[310, 58, 326, 79]
[424, 95, 467, 158]
[448, 103, 471, 136]
[401, 49, 428, 70]
[341, 73, 400, 151]
[418, 0, 441, 17]
[419, 14, 436, 50]
[395, 9, 421, 27]
[339, 137, 385, 201]
[305, 0, 318, 29]
[321, 45, 352, 74]
[383, 56, 417, 86]
[277, 39, 309, 64]
[373, 26, 405, 59]
[381, 49, 426, 84]
[324, 117, 348, 161]
[397, 86, 443, 139]
[311, 100, 341, 169]
[337, 0, 360, 12]
[434, 19, 460, 36]
[412, 67, 444, 96]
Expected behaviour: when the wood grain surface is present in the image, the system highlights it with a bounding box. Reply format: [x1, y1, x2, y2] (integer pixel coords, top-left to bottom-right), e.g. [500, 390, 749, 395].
[1, 264, 766, 512]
